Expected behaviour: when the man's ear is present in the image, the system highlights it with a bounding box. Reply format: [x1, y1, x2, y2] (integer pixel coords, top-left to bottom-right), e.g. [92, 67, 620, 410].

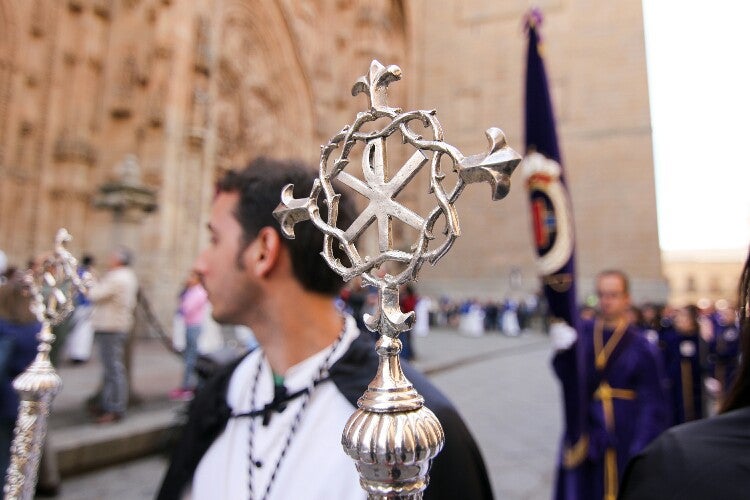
[250, 227, 283, 278]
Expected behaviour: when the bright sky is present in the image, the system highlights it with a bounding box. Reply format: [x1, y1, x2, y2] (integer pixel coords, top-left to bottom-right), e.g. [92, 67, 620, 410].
[642, 0, 750, 252]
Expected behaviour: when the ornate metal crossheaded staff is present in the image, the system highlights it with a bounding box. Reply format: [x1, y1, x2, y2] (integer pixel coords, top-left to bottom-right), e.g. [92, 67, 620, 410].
[4, 229, 90, 500]
[274, 60, 521, 498]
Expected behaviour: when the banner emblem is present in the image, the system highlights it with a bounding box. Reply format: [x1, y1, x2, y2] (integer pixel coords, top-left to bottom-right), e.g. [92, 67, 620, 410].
[522, 151, 574, 275]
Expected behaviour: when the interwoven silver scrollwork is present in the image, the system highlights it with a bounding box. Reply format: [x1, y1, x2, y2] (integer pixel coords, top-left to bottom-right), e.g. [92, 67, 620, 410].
[276, 60, 520, 335]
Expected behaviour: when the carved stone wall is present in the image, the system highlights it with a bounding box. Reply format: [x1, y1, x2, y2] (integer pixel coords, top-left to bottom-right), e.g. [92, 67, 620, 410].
[213, 0, 314, 169]
[0, 0, 409, 326]
[0, 0, 663, 326]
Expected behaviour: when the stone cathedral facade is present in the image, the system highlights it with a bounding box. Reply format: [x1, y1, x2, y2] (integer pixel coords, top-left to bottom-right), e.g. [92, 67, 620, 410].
[0, 0, 665, 325]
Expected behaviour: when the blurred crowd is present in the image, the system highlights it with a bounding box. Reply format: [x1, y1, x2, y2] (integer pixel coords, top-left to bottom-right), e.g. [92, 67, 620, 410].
[3, 243, 739, 431]
[621, 300, 739, 421]
[339, 275, 547, 342]
[339, 276, 740, 426]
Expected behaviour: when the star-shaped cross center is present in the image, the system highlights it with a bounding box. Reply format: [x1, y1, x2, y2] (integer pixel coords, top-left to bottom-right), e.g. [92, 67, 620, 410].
[337, 139, 427, 252]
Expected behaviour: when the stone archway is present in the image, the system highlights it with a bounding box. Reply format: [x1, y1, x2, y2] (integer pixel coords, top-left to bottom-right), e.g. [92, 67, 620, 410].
[213, 0, 316, 173]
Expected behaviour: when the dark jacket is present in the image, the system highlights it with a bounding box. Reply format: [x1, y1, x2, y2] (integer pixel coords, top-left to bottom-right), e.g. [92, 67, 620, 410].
[619, 406, 750, 500]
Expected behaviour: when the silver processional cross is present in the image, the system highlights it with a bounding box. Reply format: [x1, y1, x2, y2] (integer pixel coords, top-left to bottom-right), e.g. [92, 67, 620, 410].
[275, 60, 521, 499]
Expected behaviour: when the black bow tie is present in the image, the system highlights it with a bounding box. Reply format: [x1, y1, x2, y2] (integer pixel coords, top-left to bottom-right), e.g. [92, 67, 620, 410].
[231, 377, 330, 426]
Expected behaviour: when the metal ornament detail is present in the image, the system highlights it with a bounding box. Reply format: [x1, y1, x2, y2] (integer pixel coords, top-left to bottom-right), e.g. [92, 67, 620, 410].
[274, 60, 521, 498]
[4, 229, 90, 500]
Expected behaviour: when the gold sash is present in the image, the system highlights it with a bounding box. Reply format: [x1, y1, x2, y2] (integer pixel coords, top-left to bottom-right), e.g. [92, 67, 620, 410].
[592, 318, 634, 499]
[593, 381, 636, 500]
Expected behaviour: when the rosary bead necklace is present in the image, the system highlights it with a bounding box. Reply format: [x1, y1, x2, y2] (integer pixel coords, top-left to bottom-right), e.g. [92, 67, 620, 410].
[246, 321, 346, 500]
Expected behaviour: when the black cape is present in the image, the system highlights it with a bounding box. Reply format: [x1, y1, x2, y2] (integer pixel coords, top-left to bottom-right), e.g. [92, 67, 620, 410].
[619, 406, 750, 500]
[157, 333, 494, 499]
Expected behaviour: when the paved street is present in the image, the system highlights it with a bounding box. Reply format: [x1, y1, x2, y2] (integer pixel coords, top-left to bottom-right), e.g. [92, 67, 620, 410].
[415, 330, 560, 499]
[44, 327, 561, 499]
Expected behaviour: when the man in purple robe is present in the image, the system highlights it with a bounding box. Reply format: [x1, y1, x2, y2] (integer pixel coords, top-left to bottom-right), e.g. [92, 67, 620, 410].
[551, 270, 669, 500]
[660, 306, 703, 425]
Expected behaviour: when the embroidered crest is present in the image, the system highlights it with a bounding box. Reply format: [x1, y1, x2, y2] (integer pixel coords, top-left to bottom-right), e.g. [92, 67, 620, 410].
[521, 151, 574, 275]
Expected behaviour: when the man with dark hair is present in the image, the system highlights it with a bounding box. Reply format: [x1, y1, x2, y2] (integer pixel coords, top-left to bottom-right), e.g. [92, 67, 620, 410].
[158, 158, 493, 499]
[549, 269, 669, 500]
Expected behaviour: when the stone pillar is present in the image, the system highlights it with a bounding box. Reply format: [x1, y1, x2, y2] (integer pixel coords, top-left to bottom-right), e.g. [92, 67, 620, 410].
[94, 154, 157, 249]
[93, 154, 157, 406]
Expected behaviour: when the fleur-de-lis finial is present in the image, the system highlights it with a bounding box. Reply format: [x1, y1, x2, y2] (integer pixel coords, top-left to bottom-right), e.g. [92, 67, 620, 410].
[457, 127, 521, 201]
[351, 59, 403, 112]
